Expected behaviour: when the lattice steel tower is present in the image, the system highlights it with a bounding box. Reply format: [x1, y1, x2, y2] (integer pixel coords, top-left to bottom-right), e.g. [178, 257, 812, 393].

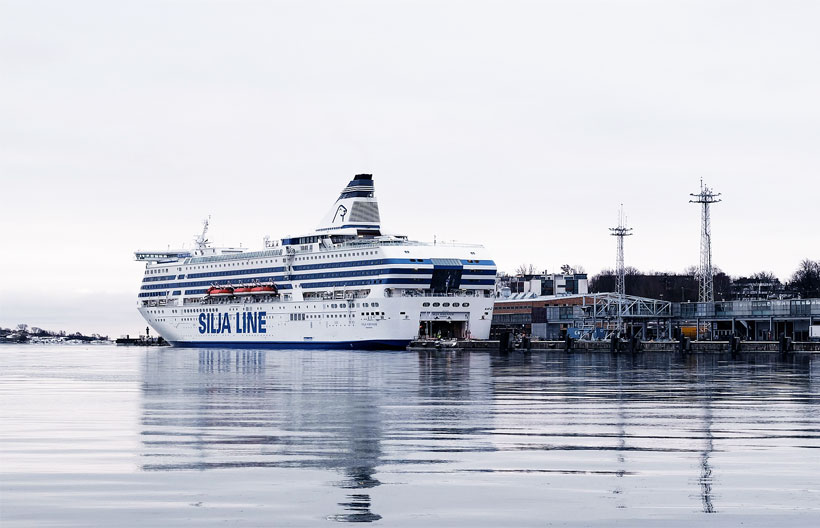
[609, 205, 633, 333]
[690, 180, 721, 303]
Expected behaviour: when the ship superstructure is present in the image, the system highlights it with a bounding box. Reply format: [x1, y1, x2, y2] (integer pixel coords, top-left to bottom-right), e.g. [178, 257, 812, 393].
[135, 174, 496, 349]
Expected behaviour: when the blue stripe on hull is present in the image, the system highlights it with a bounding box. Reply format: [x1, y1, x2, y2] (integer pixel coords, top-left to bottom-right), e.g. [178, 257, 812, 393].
[168, 339, 411, 351]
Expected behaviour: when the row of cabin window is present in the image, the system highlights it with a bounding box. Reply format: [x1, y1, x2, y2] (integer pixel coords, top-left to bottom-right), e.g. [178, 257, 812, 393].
[183, 259, 387, 281]
[294, 250, 378, 261]
[187, 259, 277, 270]
[289, 312, 384, 321]
[422, 302, 469, 308]
[149, 251, 380, 274]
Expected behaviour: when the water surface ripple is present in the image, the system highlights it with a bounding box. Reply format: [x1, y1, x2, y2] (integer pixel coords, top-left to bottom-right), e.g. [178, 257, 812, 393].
[1, 345, 819, 526]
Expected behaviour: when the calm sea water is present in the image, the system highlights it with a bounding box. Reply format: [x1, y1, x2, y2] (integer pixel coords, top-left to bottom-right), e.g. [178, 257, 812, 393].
[1, 345, 819, 527]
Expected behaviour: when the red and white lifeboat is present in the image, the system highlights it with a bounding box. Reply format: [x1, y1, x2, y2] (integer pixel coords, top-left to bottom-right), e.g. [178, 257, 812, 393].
[250, 285, 276, 295]
[234, 286, 253, 296]
[207, 286, 234, 297]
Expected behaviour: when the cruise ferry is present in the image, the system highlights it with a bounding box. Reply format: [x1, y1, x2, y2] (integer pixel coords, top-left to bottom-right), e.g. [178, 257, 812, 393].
[135, 174, 496, 349]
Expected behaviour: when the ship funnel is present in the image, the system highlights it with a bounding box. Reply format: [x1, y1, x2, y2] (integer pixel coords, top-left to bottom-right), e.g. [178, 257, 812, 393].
[315, 174, 381, 235]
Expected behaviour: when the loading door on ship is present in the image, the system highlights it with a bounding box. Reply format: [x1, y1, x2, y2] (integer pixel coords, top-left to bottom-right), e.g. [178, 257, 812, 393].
[419, 311, 469, 339]
[419, 320, 467, 339]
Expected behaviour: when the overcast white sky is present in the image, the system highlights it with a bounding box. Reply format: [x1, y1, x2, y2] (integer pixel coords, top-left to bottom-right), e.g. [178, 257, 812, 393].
[1, 0, 818, 336]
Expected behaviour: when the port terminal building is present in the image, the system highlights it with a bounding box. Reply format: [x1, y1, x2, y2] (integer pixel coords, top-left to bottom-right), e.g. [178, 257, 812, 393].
[491, 293, 820, 342]
[497, 272, 589, 298]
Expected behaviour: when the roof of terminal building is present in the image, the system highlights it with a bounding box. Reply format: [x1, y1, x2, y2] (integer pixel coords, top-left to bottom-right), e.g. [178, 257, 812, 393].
[494, 292, 671, 304]
[495, 292, 599, 303]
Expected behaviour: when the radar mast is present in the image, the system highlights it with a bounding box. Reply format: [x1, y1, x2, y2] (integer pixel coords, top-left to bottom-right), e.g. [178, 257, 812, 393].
[194, 216, 211, 253]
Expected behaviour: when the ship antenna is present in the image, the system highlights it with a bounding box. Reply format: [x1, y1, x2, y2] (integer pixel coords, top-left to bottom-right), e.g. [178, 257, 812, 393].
[195, 216, 211, 251]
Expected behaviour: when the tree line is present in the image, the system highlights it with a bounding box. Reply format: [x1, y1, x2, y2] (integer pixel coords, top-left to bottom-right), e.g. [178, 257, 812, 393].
[0, 324, 109, 343]
[588, 259, 820, 301]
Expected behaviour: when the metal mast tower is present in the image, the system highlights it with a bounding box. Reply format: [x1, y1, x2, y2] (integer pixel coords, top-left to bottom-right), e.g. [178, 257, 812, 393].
[609, 205, 632, 333]
[690, 180, 721, 303]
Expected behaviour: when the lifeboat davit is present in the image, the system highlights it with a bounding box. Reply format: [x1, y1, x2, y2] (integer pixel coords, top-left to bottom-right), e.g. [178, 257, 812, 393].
[250, 285, 276, 295]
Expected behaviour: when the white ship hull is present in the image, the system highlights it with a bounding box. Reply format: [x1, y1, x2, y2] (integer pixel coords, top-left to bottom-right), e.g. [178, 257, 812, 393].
[139, 294, 494, 349]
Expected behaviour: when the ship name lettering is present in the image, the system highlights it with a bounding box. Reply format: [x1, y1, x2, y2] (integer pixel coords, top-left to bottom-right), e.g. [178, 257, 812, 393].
[198, 311, 266, 334]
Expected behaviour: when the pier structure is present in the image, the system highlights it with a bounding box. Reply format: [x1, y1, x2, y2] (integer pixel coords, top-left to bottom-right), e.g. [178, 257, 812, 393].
[492, 294, 820, 342]
[673, 298, 820, 341]
[492, 293, 673, 341]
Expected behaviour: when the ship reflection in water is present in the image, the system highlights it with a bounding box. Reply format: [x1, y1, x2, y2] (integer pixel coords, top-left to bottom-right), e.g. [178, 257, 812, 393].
[142, 349, 387, 522]
[132, 348, 820, 525]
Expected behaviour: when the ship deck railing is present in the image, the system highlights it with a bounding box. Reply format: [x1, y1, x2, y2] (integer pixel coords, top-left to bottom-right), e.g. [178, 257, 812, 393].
[334, 239, 484, 250]
[399, 290, 494, 298]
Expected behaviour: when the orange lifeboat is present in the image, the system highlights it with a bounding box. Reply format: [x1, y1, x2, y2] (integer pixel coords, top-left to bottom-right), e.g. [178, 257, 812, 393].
[250, 285, 276, 295]
[207, 286, 234, 297]
[234, 286, 253, 296]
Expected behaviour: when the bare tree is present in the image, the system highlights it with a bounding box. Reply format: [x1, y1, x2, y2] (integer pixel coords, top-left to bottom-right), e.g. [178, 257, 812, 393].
[515, 263, 536, 276]
[559, 265, 587, 275]
[750, 271, 778, 282]
[789, 259, 820, 298]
